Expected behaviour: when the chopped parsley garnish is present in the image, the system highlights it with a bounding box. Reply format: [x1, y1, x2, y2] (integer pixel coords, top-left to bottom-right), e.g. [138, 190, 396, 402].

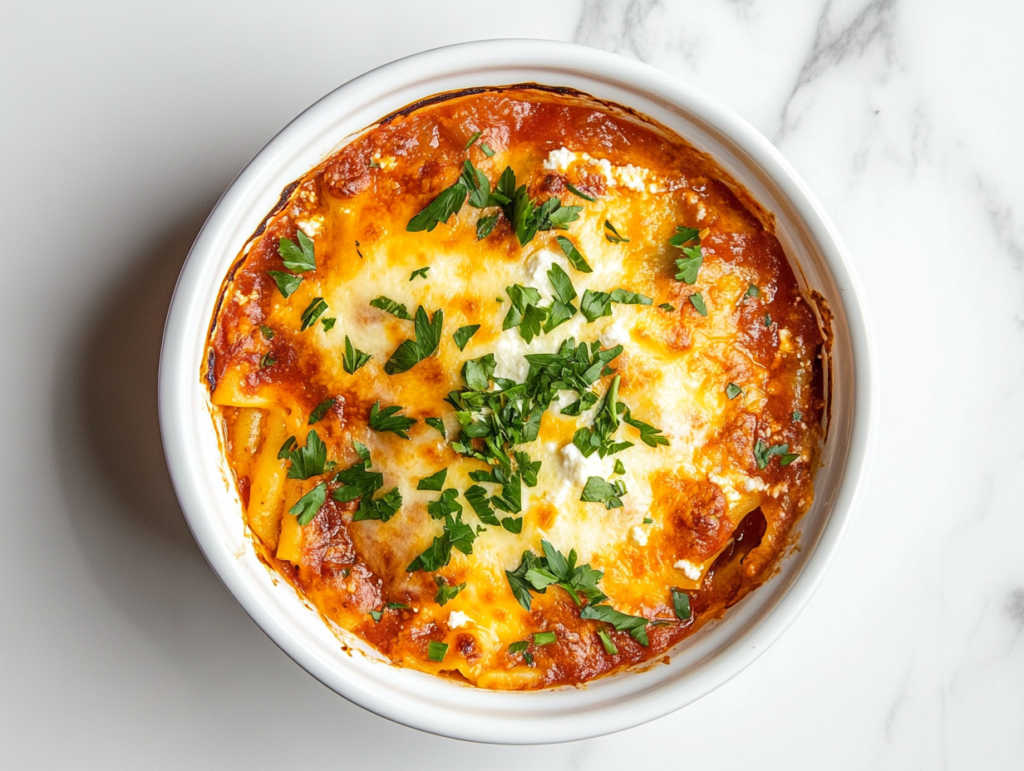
[555, 235, 592, 273]
[462, 353, 496, 390]
[321, 317, 336, 330]
[368, 401, 417, 439]
[425, 417, 447, 438]
[580, 289, 613, 322]
[609, 288, 653, 306]
[368, 160, 381, 169]
[792, 410, 803, 422]
[506, 541, 649, 645]
[754, 439, 792, 470]
[581, 476, 628, 509]
[407, 183, 468, 232]
[427, 489, 463, 520]
[670, 225, 702, 284]
[508, 641, 529, 655]
[289, 482, 327, 525]
[780, 452, 800, 466]
[596, 628, 618, 655]
[476, 214, 498, 239]
[480, 142, 495, 157]
[725, 383, 743, 400]
[331, 445, 403, 523]
[267, 270, 302, 298]
[369, 610, 383, 623]
[259, 325, 274, 339]
[613, 459, 626, 475]
[580, 603, 649, 645]
[308, 397, 335, 424]
[533, 631, 557, 646]
[343, 336, 372, 374]
[671, 588, 692, 620]
[658, 302, 676, 312]
[643, 516, 653, 524]
[501, 284, 549, 343]
[464, 484, 500, 526]
[387, 602, 410, 610]
[299, 297, 328, 331]
[406, 513, 476, 572]
[501, 516, 523, 534]
[278, 231, 316, 272]
[453, 324, 480, 351]
[370, 296, 412, 320]
[764, 313, 772, 327]
[417, 468, 448, 492]
[384, 306, 444, 375]
[689, 293, 708, 316]
[571, 374, 668, 459]
[427, 641, 449, 662]
[464, 131, 482, 150]
[746, 283, 760, 299]
[604, 220, 629, 244]
[434, 576, 465, 606]
[409, 266, 430, 281]
[506, 540, 606, 611]
[565, 182, 596, 202]
[260, 352, 276, 369]
[278, 431, 327, 480]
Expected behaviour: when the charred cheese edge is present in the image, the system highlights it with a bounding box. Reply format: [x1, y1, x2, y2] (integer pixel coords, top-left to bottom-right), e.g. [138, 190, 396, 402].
[206, 88, 825, 690]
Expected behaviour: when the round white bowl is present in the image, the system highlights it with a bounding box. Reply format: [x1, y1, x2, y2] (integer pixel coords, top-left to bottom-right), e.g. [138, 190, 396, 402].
[159, 39, 876, 744]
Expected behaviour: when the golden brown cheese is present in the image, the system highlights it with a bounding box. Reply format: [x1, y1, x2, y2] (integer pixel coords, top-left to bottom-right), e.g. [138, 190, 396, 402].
[205, 87, 825, 690]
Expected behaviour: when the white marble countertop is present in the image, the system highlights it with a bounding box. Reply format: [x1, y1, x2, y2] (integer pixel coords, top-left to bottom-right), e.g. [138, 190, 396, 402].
[3, 1, 1022, 766]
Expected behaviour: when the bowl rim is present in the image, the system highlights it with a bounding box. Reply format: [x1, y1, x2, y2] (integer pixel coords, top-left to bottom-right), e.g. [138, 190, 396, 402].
[159, 38, 877, 744]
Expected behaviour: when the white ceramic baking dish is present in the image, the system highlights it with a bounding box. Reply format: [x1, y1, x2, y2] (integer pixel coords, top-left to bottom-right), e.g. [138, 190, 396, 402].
[159, 39, 876, 744]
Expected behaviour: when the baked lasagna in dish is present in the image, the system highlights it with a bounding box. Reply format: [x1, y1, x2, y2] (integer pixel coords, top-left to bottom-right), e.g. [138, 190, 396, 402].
[204, 86, 826, 689]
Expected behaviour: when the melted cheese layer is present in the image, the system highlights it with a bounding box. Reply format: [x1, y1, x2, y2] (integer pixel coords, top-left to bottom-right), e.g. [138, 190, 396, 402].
[207, 87, 825, 690]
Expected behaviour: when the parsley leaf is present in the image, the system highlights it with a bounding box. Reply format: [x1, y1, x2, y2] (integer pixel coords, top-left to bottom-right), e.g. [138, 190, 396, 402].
[289, 482, 327, 526]
[658, 302, 675, 312]
[453, 324, 480, 351]
[746, 283, 760, 298]
[259, 325, 274, 339]
[278, 231, 316, 272]
[463, 353, 496, 390]
[565, 182, 596, 202]
[596, 628, 618, 655]
[434, 576, 466, 606]
[580, 289, 613, 322]
[764, 313, 772, 327]
[409, 266, 430, 281]
[406, 513, 477, 572]
[343, 336, 372, 374]
[260, 352, 276, 369]
[321, 317, 336, 330]
[480, 142, 495, 157]
[369, 610, 383, 622]
[613, 459, 625, 475]
[501, 516, 523, 534]
[505, 540, 609, 611]
[609, 288, 653, 306]
[308, 398, 335, 424]
[689, 293, 708, 316]
[780, 452, 800, 466]
[299, 298, 328, 331]
[279, 431, 327, 480]
[464, 484, 500, 526]
[427, 641, 449, 662]
[604, 220, 629, 244]
[556, 235, 592, 273]
[725, 383, 743, 400]
[754, 439, 790, 469]
[384, 306, 444, 375]
[369, 401, 417, 439]
[547, 263, 577, 306]
[580, 603, 649, 646]
[674, 245, 703, 285]
[407, 183, 468, 232]
[370, 296, 412, 320]
[267, 270, 302, 298]
[792, 411, 803, 422]
[671, 588, 692, 620]
[581, 476, 628, 509]
[533, 631, 557, 645]
[417, 469, 448, 492]
[425, 417, 447, 438]
[353, 486, 402, 522]
[476, 213, 499, 239]
[464, 130, 482, 150]
[427, 488, 463, 519]
[622, 406, 670, 448]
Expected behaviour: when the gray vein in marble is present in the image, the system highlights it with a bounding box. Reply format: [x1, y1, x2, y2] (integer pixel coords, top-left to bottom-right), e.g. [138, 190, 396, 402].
[775, 0, 899, 143]
[573, 0, 699, 69]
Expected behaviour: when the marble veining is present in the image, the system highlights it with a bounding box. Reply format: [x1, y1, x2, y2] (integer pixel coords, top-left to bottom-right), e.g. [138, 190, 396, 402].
[2, 0, 1022, 768]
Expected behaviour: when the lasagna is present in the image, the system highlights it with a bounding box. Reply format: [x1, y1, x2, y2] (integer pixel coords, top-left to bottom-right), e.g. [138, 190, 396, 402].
[204, 86, 825, 689]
